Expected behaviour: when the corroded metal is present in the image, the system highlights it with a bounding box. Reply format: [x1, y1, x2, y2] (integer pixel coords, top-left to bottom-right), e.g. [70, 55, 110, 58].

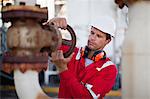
[2, 5, 48, 22]
[2, 62, 48, 73]
[6, 19, 62, 56]
[1, 5, 62, 73]
[1, 3, 76, 73]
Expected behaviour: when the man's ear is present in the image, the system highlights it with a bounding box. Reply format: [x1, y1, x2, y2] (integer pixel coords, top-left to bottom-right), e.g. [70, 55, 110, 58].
[106, 39, 111, 45]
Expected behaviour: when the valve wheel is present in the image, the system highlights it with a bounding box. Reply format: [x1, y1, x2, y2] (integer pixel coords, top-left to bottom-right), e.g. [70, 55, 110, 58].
[62, 25, 76, 58]
[41, 24, 76, 58]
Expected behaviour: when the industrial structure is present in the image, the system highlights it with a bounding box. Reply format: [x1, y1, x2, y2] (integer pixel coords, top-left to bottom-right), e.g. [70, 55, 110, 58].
[1, 0, 150, 99]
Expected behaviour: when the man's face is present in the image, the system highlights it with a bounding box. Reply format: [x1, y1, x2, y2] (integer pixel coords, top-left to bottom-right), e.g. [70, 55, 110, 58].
[87, 26, 110, 51]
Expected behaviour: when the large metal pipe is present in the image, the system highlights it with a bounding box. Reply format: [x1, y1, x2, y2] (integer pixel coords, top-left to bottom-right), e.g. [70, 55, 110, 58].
[1, 3, 58, 99]
[1, 1, 77, 98]
[122, 1, 150, 99]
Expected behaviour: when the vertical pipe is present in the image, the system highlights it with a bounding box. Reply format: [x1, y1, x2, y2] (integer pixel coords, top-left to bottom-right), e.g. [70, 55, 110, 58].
[122, 1, 150, 99]
[14, 70, 50, 99]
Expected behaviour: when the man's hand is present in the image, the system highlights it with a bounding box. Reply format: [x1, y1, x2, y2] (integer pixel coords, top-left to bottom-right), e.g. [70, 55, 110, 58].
[51, 50, 74, 73]
[43, 17, 67, 29]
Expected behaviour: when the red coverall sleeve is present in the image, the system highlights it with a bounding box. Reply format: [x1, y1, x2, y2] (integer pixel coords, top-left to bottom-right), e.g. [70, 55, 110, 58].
[59, 65, 117, 98]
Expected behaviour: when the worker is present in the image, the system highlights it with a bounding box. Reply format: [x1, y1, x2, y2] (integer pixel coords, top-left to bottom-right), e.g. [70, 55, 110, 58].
[46, 16, 118, 99]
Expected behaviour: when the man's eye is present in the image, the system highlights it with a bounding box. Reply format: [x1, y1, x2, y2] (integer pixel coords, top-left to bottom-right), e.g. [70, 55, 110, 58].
[97, 34, 101, 38]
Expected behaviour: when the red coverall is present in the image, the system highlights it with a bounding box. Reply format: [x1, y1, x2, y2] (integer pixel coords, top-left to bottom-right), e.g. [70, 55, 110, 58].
[58, 46, 118, 99]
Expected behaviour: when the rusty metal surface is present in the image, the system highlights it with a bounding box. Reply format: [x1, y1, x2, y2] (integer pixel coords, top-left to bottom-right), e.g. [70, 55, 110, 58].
[1, 5, 47, 12]
[1, 5, 76, 73]
[2, 10, 47, 22]
[1, 7, 61, 73]
[2, 52, 48, 73]
[6, 20, 62, 56]
[2, 5, 48, 22]
[2, 62, 48, 73]
[1, 19, 62, 73]
[2, 55, 48, 63]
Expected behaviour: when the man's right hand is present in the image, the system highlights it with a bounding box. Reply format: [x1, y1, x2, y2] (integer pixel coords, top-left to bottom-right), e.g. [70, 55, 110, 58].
[51, 50, 74, 73]
[43, 17, 67, 29]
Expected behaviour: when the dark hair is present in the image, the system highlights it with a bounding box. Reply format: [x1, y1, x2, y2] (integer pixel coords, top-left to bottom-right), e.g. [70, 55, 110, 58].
[92, 26, 112, 40]
[106, 33, 111, 40]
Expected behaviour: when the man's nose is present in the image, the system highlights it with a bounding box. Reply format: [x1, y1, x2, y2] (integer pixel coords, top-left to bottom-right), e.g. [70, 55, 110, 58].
[91, 34, 96, 40]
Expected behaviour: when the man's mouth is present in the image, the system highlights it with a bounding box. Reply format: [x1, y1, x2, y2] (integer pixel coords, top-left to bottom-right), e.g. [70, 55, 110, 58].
[88, 41, 95, 47]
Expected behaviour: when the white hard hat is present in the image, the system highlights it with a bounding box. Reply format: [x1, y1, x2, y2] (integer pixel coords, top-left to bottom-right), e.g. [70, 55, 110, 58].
[90, 16, 116, 37]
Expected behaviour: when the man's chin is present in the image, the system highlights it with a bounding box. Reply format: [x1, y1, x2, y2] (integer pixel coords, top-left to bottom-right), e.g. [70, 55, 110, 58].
[87, 46, 101, 51]
[87, 46, 94, 50]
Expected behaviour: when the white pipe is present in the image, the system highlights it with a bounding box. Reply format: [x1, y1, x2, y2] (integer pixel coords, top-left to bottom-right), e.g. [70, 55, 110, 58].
[14, 69, 51, 99]
[122, 1, 150, 99]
